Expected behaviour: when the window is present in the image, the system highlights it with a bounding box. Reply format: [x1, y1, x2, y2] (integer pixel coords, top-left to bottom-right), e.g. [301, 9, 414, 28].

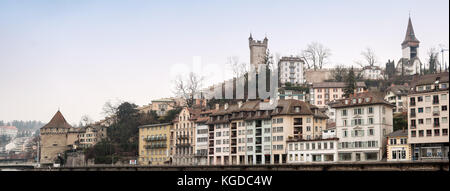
[418, 96, 423, 102]
[434, 129, 440, 136]
[418, 108, 423, 113]
[342, 110, 347, 116]
[368, 118, 374, 124]
[368, 129, 374, 136]
[368, 107, 373, 114]
[442, 105, 448, 111]
[411, 131, 416, 137]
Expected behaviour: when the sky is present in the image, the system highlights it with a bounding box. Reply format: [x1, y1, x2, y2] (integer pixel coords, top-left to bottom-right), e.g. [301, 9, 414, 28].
[0, 0, 449, 125]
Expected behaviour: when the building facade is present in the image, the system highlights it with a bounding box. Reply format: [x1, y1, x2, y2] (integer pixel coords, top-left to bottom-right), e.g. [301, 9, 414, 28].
[39, 111, 78, 165]
[173, 107, 200, 165]
[361, 66, 384, 80]
[311, 82, 366, 108]
[407, 72, 449, 160]
[278, 56, 305, 85]
[385, 84, 410, 113]
[386, 130, 411, 161]
[78, 125, 107, 148]
[287, 128, 338, 163]
[333, 92, 394, 162]
[194, 110, 211, 165]
[138, 123, 172, 165]
[0, 126, 18, 138]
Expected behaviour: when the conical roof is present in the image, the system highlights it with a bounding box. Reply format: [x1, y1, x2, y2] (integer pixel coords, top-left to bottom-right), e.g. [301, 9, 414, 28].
[41, 110, 73, 129]
[402, 17, 420, 45]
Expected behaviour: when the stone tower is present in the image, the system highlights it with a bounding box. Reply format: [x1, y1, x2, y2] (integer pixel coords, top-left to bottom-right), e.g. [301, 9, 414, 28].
[40, 110, 74, 165]
[401, 16, 420, 59]
[249, 34, 268, 71]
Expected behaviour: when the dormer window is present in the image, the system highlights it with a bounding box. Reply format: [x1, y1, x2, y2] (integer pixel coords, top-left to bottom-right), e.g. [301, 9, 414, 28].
[358, 98, 362, 103]
[352, 99, 357, 104]
[295, 106, 300, 112]
[344, 100, 349, 104]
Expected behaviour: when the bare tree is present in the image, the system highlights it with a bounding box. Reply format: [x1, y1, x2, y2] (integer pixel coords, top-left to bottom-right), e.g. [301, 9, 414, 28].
[173, 72, 204, 108]
[80, 115, 93, 126]
[301, 42, 331, 70]
[426, 47, 440, 74]
[356, 47, 377, 67]
[227, 56, 249, 78]
[102, 100, 122, 124]
[330, 64, 348, 82]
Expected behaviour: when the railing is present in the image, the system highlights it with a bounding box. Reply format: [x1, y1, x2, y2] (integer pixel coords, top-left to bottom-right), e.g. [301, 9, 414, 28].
[410, 102, 416, 106]
[145, 136, 167, 142]
[177, 135, 189, 140]
[434, 123, 440, 127]
[410, 113, 416, 118]
[176, 143, 191, 147]
[145, 144, 167, 149]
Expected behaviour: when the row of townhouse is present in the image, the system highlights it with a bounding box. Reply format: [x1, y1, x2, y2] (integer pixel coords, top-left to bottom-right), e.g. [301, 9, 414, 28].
[385, 72, 449, 161]
[287, 91, 394, 163]
[138, 99, 329, 165]
[138, 72, 449, 165]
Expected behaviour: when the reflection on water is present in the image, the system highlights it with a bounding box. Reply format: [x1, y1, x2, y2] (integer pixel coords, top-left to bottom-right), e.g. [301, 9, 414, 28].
[0, 168, 22, 171]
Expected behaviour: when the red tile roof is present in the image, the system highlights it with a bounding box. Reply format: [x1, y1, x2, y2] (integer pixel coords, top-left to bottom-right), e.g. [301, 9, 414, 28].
[41, 110, 73, 129]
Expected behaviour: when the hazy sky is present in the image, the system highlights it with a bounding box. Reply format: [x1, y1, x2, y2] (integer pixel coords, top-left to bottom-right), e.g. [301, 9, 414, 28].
[0, 0, 449, 124]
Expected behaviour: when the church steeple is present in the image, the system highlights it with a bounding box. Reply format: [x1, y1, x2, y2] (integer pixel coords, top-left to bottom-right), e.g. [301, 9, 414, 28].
[402, 16, 420, 48]
[401, 16, 420, 59]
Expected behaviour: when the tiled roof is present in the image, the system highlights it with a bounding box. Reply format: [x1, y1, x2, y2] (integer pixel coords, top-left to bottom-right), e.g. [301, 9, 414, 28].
[331, 91, 394, 108]
[313, 81, 366, 88]
[411, 72, 449, 87]
[41, 110, 73, 129]
[386, 84, 410, 96]
[386, 129, 408, 137]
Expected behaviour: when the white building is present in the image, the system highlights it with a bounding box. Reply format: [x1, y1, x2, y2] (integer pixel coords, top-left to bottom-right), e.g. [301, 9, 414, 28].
[194, 111, 211, 165]
[332, 92, 394, 162]
[287, 129, 338, 163]
[384, 84, 409, 113]
[361, 66, 384, 80]
[0, 126, 18, 138]
[278, 56, 305, 85]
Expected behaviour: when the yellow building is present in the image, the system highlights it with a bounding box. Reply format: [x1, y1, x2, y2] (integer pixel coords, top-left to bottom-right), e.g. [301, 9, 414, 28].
[138, 123, 172, 165]
[386, 130, 411, 161]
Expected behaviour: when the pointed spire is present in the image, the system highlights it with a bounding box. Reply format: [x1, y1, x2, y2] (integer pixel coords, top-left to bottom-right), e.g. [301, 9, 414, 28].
[249, 33, 253, 40]
[402, 15, 420, 45]
[42, 110, 72, 129]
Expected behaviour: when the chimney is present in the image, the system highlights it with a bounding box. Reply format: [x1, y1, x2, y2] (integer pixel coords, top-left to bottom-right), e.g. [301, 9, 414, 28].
[391, 83, 396, 87]
[403, 83, 408, 86]
[224, 103, 229, 110]
[215, 104, 220, 111]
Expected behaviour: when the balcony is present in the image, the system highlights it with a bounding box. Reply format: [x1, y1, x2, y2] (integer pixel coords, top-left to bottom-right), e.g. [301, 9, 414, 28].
[434, 123, 440, 127]
[410, 113, 416, 118]
[410, 102, 416, 106]
[145, 136, 167, 142]
[177, 135, 189, 140]
[176, 143, 191, 147]
[145, 143, 167, 149]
